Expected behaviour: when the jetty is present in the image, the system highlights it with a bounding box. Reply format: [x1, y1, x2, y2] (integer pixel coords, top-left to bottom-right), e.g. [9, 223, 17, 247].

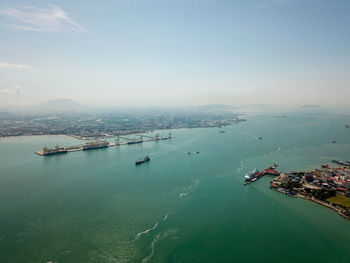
[245, 164, 280, 183]
[35, 132, 172, 156]
[331, 160, 350, 167]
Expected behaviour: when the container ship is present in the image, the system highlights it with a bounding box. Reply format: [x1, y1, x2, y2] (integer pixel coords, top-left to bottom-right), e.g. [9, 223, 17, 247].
[136, 155, 150, 165]
[83, 141, 108, 150]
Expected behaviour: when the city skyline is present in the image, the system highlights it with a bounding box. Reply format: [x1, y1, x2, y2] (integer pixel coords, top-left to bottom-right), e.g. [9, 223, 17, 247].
[0, 0, 350, 108]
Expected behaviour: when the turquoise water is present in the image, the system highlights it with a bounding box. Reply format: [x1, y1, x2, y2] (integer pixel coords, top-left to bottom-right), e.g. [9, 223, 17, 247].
[1, 113, 350, 263]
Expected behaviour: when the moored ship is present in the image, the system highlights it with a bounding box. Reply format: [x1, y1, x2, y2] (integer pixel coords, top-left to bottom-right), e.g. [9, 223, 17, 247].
[83, 140, 108, 150]
[245, 169, 260, 181]
[42, 145, 67, 156]
[128, 140, 143, 145]
[136, 155, 150, 165]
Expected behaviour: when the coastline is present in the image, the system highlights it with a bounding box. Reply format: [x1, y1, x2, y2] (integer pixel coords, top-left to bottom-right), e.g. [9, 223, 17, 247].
[272, 187, 350, 220]
[0, 121, 245, 140]
[270, 167, 350, 223]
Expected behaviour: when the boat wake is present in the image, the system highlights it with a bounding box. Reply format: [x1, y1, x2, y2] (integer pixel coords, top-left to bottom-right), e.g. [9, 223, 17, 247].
[236, 160, 245, 173]
[133, 214, 169, 241]
[142, 234, 160, 263]
[179, 192, 189, 198]
[141, 228, 178, 263]
[238, 130, 259, 140]
[135, 222, 159, 240]
[186, 179, 199, 190]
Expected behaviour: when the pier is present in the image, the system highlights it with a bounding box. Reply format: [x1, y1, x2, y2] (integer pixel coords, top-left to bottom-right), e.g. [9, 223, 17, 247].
[245, 164, 280, 183]
[35, 132, 172, 156]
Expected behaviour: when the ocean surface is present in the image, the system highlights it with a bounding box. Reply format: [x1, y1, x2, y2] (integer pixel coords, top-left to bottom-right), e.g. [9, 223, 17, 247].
[1, 113, 350, 263]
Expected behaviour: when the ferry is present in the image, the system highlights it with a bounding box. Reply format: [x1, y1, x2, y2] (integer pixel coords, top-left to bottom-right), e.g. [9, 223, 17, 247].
[245, 169, 260, 181]
[135, 155, 150, 165]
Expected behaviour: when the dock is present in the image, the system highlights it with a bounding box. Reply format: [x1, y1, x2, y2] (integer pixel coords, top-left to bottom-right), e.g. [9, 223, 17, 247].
[35, 132, 172, 156]
[331, 160, 350, 167]
[245, 164, 280, 183]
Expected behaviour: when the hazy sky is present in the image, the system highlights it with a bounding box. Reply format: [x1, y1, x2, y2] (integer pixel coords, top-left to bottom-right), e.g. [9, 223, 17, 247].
[0, 0, 349, 107]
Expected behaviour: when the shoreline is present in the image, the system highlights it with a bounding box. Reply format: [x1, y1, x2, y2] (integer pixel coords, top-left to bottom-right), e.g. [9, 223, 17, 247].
[273, 188, 350, 220]
[0, 121, 246, 141]
[270, 165, 350, 221]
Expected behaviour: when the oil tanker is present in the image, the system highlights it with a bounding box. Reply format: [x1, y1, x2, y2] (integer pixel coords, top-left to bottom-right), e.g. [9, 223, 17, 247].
[136, 155, 150, 165]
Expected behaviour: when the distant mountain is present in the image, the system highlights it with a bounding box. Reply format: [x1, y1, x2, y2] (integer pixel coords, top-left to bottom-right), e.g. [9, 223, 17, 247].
[182, 104, 238, 113]
[300, 105, 321, 109]
[26, 99, 85, 113]
[0, 111, 14, 119]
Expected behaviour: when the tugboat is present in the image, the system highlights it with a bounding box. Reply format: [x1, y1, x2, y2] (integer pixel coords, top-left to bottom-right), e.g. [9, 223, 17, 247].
[135, 155, 150, 165]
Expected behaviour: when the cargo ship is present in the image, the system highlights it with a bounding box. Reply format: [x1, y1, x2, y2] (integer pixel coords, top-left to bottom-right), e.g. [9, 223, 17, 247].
[83, 141, 108, 150]
[128, 140, 143, 145]
[136, 155, 150, 165]
[42, 145, 67, 156]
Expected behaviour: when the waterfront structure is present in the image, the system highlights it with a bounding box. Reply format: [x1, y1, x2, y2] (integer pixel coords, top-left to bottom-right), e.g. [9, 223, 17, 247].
[244, 164, 280, 182]
[34, 132, 173, 156]
[41, 145, 67, 156]
[270, 162, 350, 219]
[82, 140, 108, 150]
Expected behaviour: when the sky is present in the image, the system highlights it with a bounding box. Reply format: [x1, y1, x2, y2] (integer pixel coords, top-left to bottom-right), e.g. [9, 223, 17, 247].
[0, 0, 349, 108]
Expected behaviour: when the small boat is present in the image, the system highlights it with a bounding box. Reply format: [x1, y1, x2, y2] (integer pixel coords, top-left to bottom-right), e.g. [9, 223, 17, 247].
[196, 152, 200, 154]
[187, 152, 191, 155]
[135, 155, 150, 165]
[345, 124, 349, 128]
[258, 137, 263, 140]
[219, 131, 225, 133]
[332, 140, 336, 144]
[244, 182, 250, 186]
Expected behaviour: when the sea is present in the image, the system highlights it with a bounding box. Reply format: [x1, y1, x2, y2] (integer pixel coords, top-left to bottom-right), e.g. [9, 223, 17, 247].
[1, 112, 350, 263]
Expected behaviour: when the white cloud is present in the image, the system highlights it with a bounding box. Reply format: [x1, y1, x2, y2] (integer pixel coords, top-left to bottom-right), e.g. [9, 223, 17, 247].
[0, 85, 24, 94]
[0, 62, 33, 70]
[0, 4, 87, 33]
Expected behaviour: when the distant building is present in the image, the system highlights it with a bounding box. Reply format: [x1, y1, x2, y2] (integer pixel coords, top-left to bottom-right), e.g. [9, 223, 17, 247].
[314, 169, 322, 177]
[305, 172, 314, 182]
[342, 182, 350, 189]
